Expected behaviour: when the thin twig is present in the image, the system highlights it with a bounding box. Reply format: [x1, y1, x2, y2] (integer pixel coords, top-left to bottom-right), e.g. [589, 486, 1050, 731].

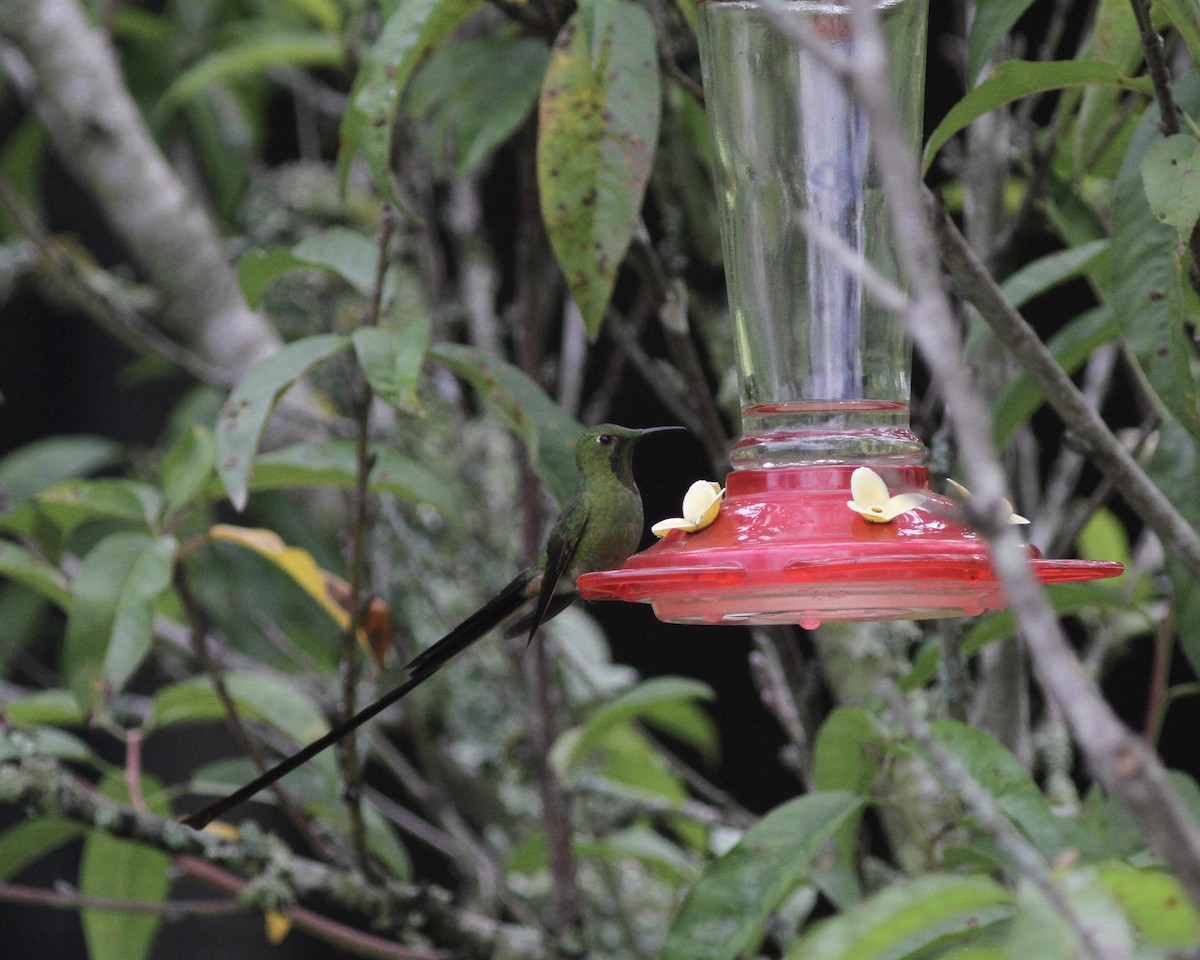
[1128, 0, 1179, 133]
[511, 118, 582, 935]
[748, 629, 815, 790]
[1125, 0, 1200, 285]
[1141, 610, 1176, 746]
[338, 207, 398, 876]
[176, 565, 333, 859]
[367, 730, 544, 927]
[0, 176, 226, 385]
[633, 221, 728, 468]
[0, 881, 244, 918]
[177, 857, 444, 960]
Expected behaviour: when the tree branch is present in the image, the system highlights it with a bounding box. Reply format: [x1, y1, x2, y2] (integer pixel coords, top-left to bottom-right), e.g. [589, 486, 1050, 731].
[0, 758, 551, 959]
[927, 193, 1200, 584]
[0, 0, 280, 376]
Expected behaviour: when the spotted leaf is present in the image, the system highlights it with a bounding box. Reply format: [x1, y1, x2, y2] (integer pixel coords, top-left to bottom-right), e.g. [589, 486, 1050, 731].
[537, 0, 661, 338]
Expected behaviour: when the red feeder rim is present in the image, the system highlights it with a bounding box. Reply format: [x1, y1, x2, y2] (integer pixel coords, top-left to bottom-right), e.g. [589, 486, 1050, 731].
[578, 465, 1123, 628]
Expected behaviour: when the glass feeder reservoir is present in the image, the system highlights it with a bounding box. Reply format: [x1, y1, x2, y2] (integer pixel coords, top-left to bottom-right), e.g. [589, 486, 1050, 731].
[577, 0, 1121, 627]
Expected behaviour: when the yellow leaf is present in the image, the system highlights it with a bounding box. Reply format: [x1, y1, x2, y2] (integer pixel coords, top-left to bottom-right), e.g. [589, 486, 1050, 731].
[265, 911, 292, 945]
[201, 821, 240, 841]
[209, 524, 351, 629]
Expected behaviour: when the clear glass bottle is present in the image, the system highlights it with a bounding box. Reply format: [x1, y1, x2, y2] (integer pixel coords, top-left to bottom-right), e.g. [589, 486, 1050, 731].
[698, 0, 928, 468]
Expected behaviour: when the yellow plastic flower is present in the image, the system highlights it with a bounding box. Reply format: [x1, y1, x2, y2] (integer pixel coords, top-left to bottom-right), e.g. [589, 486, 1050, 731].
[652, 480, 725, 537]
[945, 479, 1030, 524]
[847, 467, 926, 524]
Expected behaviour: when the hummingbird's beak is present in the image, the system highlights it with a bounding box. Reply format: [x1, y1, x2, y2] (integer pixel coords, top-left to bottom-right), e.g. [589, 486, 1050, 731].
[638, 425, 686, 437]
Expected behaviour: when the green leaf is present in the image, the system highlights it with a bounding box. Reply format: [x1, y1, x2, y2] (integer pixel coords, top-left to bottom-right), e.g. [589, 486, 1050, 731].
[290, 229, 391, 298]
[240, 439, 455, 517]
[662, 791, 863, 960]
[810, 709, 880, 907]
[80, 774, 171, 960]
[353, 323, 430, 413]
[147, 673, 329, 750]
[339, 0, 484, 204]
[997, 239, 1109, 309]
[0, 540, 71, 610]
[1159, 0, 1200, 62]
[813, 708, 886, 795]
[63, 533, 178, 712]
[2, 688, 83, 725]
[991, 305, 1119, 446]
[1112, 76, 1200, 442]
[0, 817, 86, 882]
[585, 724, 688, 802]
[1007, 870, 1133, 960]
[965, 0, 1035, 87]
[286, 0, 343, 32]
[576, 825, 698, 884]
[537, 0, 661, 336]
[237, 229, 388, 308]
[923, 60, 1151, 172]
[216, 334, 350, 510]
[237, 249, 311, 309]
[146, 678, 229, 730]
[782, 874, 1012, 960]
[303, 795, 411, 879]
[157, 31, 345, 115]
[150, 672, 335, 783]
[222, 671, 331, 748]
[0, 435, 122, 507]
[0, 725, 92, 763]
[161, 424, 217, 514]
[1069, 0, 1146, 178]
[36, 478, 163, 534]
[408, 33, 550, 177]
[1141, 132, 1200, 239]
[429, 343, 583, 504]
[1143, 422, 1200, 676]
[182, 86, 253, 220]
[1076, 507, 1132, 587]
[1096, 864, 1200, 947]
[558, 677, 716, 773]
[930, 720, 1064, 858]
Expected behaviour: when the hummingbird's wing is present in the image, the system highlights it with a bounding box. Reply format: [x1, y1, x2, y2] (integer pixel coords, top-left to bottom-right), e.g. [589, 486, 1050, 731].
[526, 506, 588, 644]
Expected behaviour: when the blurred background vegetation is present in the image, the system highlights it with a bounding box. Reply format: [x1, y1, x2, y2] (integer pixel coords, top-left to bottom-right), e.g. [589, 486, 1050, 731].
[2, 0, 1200, 958]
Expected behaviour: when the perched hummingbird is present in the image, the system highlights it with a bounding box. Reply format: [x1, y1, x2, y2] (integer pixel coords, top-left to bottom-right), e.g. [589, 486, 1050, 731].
[183, 424, 680, 829]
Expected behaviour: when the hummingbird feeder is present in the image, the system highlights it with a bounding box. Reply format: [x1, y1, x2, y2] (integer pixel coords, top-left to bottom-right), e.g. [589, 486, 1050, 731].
[577, 0, 1121, 627]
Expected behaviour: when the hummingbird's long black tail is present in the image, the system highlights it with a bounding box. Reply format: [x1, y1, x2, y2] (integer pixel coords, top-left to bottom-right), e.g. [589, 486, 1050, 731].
[182, 570, 536, 830]
[404, 567, 535, 677]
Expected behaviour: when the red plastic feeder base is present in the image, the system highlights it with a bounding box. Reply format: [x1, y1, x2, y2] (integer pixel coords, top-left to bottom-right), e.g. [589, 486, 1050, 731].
[577, 465, 1124, 628]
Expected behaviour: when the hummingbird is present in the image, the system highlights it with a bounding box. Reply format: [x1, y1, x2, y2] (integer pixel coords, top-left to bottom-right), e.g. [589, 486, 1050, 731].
[183, 424, 681, 829]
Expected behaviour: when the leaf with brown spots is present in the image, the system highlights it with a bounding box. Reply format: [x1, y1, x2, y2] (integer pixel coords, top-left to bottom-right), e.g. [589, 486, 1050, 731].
[537, 0, 661, 338]
[1112, 77, 1200, 442]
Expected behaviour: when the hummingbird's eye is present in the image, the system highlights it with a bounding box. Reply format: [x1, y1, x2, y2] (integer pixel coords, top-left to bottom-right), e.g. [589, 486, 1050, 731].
[597, 434, 615, 446]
